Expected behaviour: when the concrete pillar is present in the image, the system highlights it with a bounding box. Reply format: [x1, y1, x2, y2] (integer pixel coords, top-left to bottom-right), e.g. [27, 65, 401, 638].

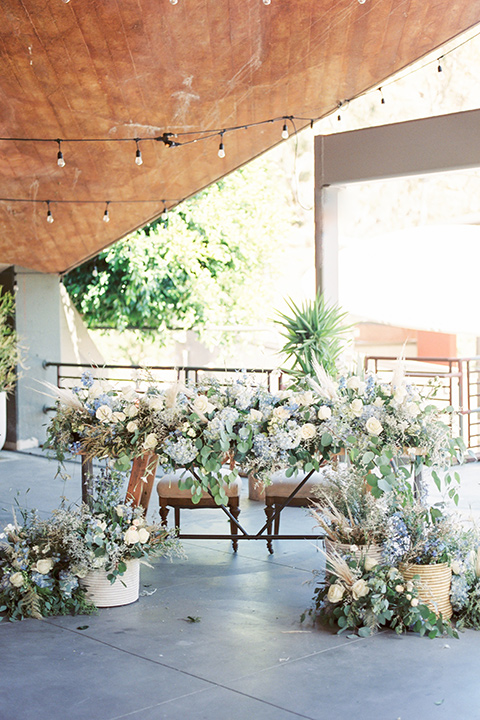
[314, 184, 340, 304]
[5, 267, 61, 449]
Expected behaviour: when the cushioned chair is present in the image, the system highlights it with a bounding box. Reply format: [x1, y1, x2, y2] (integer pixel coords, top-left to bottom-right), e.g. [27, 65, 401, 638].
[264, 469, 325, 553]
[156, 470, 242, 551]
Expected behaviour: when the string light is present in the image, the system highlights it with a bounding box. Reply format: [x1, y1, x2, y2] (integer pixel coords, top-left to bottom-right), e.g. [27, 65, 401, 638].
[134, 139, 143, 166]
[378, 87, 385, 104]
[263, 0, 271, 4]
[437, 57, 443, 72]
[170, 0, 178, 4]
[161, 203, 168, 221]
[281, 121, 289, 140]
[103, 201, 110, 223]
[46, 201, 54, 224]
[61, 0, 71, 3]
[218, 132, 225, 158]
[56, 139, 65, 167]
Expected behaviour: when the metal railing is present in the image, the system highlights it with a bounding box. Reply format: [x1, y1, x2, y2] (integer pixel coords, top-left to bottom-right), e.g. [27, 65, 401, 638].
[42, 361, 284, 395]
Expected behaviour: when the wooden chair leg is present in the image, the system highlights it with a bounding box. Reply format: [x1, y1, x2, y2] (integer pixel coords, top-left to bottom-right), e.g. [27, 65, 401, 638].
[228, 498, 240, 553]
[273, 501, 281, 535]
[159, 503, 169, 527]
[265, 501, 275, 554]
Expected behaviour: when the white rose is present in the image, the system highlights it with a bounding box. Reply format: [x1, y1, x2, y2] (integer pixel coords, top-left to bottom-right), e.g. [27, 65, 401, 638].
[317, 405, 332, 421]
[35, 558, 54, 574]
[115, 505, 125, 517]
[89, 382, 104, 399]
[366, 416, 383, 436]
[95, 520, 107, 532]
[351, 578, 370, 600]
[96, 404, 113, 423]
[350, 399, 363, 417]
[126, 420, 138, 433]
[121, 385, 138, 402]
[373, 397, 384, 408]
[249, 409, 263, 422]
[300, 423, 316, 440]
[148, 396, 164, 412]
[9, 572, 24, 588]
[364, 556, 377, 571]
[193, 395, 214, 415]
[406, 581, 414, 592]
[132, 518, 144, 527]
[143, 432, 158, 450]
[126, 404, 139, 418]
[394, 386, 408, 404]
[405, 402, 421, 418]
[124, 526, 140, 545]
[410, 598, 419, 607]
[112, 411, 126, 422]
[395, 584, 405, 593]
[296, 391, 315, 407]
[347, 376, 362, 391]
[450, 560, 462, 575]
[327, 583, 345, 604]
[138, 528, 150, 544]
[273, 406, 290, 421]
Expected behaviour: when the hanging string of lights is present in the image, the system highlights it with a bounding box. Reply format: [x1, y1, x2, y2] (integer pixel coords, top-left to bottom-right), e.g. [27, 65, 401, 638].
[0, 197, 177, 225]
[1, 24, 480, 223]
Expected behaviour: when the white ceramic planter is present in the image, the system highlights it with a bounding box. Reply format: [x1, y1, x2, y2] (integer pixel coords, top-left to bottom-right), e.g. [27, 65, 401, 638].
[80, 559, 140, 608]
[0, 391, 6, 451]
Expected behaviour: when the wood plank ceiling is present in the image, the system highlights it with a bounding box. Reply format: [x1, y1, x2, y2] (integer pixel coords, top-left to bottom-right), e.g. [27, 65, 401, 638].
[0, 0, 479, 275]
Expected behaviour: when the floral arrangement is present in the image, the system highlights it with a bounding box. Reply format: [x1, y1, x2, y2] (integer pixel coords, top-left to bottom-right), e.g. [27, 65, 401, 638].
[0, 508, 96, 621]
[44, 362, 463, 505]
[310, 465, 395, 547]
[382, 504, 463, 566]
[307, 360, 463, 501]
[0, 470, 180, 621]
[304, 551, 457, 639]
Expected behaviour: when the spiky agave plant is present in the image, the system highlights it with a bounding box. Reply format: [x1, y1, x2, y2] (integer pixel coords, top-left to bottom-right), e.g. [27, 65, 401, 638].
[275, 293, 350, 380]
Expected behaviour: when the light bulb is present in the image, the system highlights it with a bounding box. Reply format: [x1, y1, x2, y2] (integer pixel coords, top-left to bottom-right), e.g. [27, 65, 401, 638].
[103, 210, 110, 223]
[135, 148, 143, 166]
[281, 123, 289, 140]
[46, 208, 54, 223]
[218, 142, 225, 159]
[170, 0, 178, 4]
[62, 0, 71, 3]
[263, 0, 271, 5]
[358, 0, 366, 4]
[57, 150, 65, 167]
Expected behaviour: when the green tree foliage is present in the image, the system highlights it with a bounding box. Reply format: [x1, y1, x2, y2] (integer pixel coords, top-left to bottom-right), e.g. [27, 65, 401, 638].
[64, 161, 290, 345]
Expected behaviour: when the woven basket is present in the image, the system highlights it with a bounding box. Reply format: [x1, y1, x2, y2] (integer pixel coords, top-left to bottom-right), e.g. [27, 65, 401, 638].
[80, 559, 140, 608]
[324, 539, 383, 564]
[400, 562, 452, 619]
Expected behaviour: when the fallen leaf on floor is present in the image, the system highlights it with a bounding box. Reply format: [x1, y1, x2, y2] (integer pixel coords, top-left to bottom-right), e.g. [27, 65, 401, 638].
[140, 588, 157, 596]
[434, 700, 445, 706]
[279, 657, 290, 662]
[183, 616, 201, 623]
[76, 625, 89, 631]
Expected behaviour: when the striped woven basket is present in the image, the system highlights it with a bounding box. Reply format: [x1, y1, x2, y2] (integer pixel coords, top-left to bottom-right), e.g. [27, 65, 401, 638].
[400, 562, 452, 619]
[80, 559, 140, 608]
[324, 539, 383, 564]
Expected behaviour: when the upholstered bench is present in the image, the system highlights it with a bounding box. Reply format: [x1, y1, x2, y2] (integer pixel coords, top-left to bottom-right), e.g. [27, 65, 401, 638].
[264, 469, 325, 553]
[156, 470, 242, 551]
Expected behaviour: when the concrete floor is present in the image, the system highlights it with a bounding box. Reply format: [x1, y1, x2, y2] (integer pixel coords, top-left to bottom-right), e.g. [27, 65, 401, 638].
[1, 450, 480, 720]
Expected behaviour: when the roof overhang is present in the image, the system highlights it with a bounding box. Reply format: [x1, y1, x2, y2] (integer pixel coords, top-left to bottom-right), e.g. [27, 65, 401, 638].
[1, 0, 480, 274]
